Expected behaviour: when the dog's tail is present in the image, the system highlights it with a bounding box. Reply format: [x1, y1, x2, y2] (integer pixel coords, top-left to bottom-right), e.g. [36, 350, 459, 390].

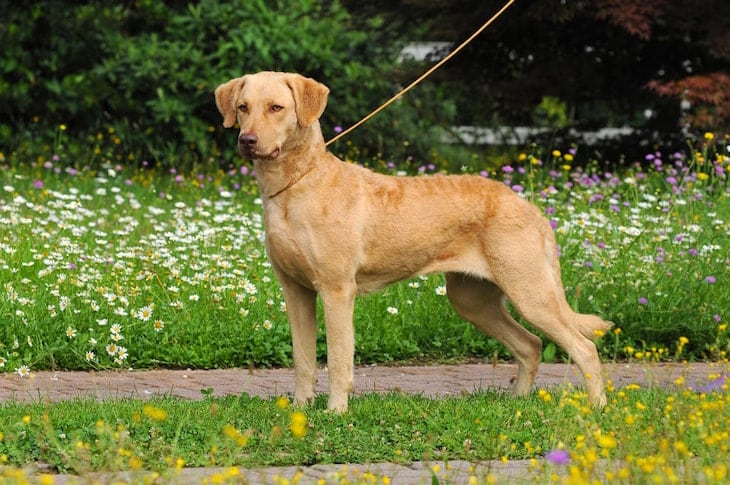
[574, 313, 614, 341]
[544, 229, 613, 341]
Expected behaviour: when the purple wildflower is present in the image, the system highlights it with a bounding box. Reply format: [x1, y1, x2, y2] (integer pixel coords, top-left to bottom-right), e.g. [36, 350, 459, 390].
[705, 276, 716, 284]
[334, 125, 343, 133]
[33, 180, 44, 189]
[545, 449, 570, 465]
[502, 165, 514, 174]
[589, 193, 604, 204]
[699, 374, 726, 393]
[639, 297, 648, 305]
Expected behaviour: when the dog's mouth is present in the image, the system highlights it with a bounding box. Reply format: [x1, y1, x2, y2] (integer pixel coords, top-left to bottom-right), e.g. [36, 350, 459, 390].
[240, 146, 281, 161]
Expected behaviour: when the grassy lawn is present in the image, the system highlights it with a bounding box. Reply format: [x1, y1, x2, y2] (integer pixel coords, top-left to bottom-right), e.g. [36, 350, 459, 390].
[0, 375, 729, 483]
[0, 133, 728, 483]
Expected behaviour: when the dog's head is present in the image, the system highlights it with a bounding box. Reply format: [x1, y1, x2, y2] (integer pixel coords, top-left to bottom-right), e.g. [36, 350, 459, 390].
[215, 71, 330, 160]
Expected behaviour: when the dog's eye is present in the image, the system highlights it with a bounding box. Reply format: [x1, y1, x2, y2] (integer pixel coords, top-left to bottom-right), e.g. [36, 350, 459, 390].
[271, 104, 283, 112]
[238, 104, 248, 113]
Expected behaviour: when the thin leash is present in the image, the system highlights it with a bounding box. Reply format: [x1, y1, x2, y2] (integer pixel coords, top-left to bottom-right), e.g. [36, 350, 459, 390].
[325, 0, 517, 147]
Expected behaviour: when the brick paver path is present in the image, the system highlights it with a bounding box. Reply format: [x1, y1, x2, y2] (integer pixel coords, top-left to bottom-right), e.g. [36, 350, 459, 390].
[1, 362, 724, 403]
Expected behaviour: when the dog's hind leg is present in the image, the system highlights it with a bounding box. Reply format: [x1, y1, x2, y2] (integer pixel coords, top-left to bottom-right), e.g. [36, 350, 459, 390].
[445, 273, 543, 397]
[493, 258, 610, 406]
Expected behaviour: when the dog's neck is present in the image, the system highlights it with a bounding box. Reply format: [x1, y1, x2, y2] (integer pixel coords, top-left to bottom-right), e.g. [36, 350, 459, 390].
[253, 122, 326, 199]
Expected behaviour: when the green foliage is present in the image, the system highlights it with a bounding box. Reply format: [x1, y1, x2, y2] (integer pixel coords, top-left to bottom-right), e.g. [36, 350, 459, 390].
[533, 96, 569, 129]
[0, 0, 457, 170]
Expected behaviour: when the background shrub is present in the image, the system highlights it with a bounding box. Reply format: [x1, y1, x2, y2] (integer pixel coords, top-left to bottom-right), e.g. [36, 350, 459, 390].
[0, 0, 455, 170]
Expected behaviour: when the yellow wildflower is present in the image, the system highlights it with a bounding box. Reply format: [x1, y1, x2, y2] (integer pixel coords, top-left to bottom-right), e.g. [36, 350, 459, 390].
[142, 405, 167, 421]
[290, 411, 307, 438]
[39, 474, 55, 485]
[276, 396, 290, 409]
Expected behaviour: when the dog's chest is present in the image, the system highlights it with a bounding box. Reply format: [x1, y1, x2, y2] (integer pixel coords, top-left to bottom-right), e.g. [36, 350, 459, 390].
[261, 200, 321, 284]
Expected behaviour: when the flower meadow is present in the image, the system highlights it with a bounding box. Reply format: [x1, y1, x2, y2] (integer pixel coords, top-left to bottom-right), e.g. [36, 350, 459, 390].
[0, 133, 729, 377]
[0, 131, 729, 485]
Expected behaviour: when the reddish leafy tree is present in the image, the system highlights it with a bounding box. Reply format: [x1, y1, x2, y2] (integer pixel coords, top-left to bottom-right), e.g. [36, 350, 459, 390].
[594, 0, 665, 40]
[596, 0, 730, 131]
[647, 73, 730, 131]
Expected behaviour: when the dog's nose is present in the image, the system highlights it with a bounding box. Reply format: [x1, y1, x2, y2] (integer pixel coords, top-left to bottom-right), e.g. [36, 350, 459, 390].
[238, 133, 258, 147]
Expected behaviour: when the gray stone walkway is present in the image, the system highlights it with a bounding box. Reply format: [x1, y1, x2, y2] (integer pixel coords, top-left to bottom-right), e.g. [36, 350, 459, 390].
[1, 361, 726, 484]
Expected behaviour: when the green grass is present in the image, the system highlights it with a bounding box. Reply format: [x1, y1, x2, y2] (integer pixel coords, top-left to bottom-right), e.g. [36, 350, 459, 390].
[1, 139, 728, 374]
[0, 132, 729, 484]
[0, 369, 728, 483]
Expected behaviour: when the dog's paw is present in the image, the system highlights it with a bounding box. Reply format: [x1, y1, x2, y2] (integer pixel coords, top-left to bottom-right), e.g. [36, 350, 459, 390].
[293, 395, 315, 407]
[326, 395, 349, 413]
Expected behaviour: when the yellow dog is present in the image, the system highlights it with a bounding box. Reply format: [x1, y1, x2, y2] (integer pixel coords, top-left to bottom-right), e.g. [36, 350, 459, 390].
[215, 71, 611, 412]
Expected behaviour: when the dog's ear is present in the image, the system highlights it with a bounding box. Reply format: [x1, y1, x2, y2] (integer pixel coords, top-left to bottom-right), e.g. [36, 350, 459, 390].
[286, 74, 330, 128]
[214, 76, 247, 128]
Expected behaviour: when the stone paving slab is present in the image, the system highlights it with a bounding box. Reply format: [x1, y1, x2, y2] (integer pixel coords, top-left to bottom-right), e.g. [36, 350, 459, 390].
[1, 361, 727, 484]
[46, 459, 537, 485]
[1, 361, 724, 404]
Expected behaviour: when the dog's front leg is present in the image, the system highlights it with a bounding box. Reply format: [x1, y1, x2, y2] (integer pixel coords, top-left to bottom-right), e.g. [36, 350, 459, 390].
[320, 283, 356, 412]
[278, 275, 318, 406]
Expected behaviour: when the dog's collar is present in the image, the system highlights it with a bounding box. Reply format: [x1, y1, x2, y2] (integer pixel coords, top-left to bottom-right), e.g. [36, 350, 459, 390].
[267, 165, 315, 199]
